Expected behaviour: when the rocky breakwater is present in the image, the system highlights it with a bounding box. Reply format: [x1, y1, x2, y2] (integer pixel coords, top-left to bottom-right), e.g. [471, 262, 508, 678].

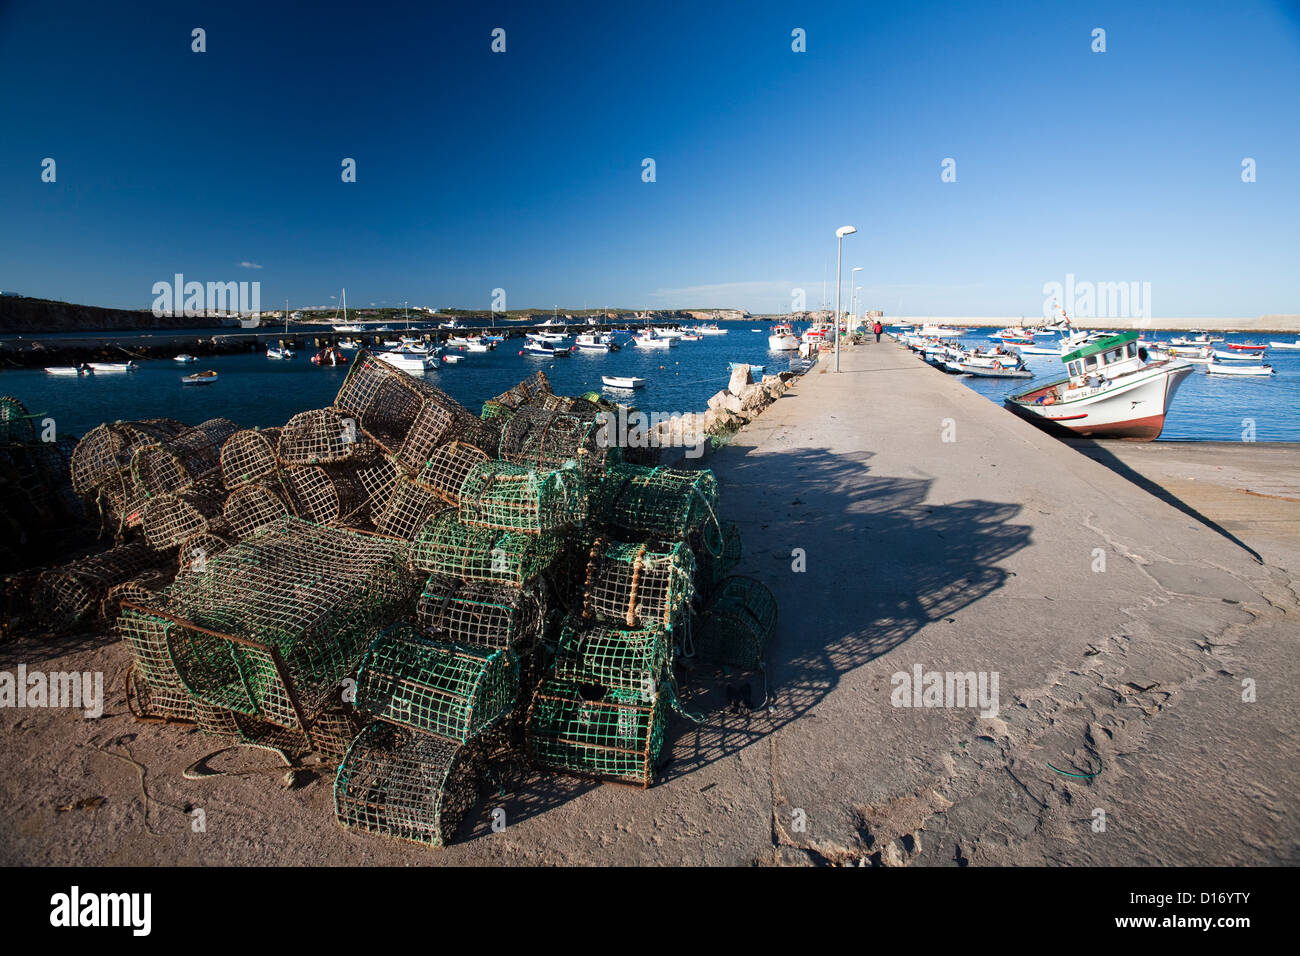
[647, 363, 800, 462]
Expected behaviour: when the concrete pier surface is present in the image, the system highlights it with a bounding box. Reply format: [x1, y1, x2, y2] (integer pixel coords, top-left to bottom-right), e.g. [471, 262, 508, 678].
[2, 341, 1296, 866]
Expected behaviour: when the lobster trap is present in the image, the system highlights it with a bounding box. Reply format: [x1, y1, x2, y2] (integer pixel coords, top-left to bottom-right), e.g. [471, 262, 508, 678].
[418, 441, 490, 505]
[101, 567, 176, 622]
[411, 510, 565, 587]
[281, 465, 366, 526]
[373, 475, 442, 540]
[130, 418, 239, 498]
[69, 419, 185, 496]
[278, 408, 375, 467]
[525, 677, 666, 788]
[140, 481, 227, 550]
[488, 370, 552, 412]
[0, 396, 35, 444]
[356, 623, 519, 741]
[499, 405, 612, 475]
[118, 517, 417, 731]
[593, 464, 719, 540]
[553, 616, 671, 692]
[356, 455, 403, 512]
[394, 400, 455, 470]
[220, 427, 282, 491]
[334, 721, 482, 848]
[458, 460, 587, 534]
[692, 519, 741, 598]
[416, 576, 543, 650]
[694, 575, 777, 672]
[35, 540, 164, 630]
[333, 351, 474, 455]
[581, 538, 696, 630]
[222, 481, 289, 538]
[176, 531, 231, 575]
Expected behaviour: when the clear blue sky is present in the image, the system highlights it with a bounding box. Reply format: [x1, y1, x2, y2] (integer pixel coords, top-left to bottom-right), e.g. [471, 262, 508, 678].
[2, 0, 1297, 317]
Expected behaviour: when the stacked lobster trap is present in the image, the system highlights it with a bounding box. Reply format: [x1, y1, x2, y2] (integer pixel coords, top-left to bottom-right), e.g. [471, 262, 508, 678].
[16, 345, 779, 848]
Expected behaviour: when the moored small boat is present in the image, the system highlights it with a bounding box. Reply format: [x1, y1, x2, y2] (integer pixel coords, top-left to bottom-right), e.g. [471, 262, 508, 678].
[377, 347, 436, 372]
[1205, 359, 1274, 376]
[182, 370, 219, 385]
[602, 375, 645, 389]
[633, 333, 673, 349]
[174, 354, 197, 363]
[1267, 340, 1300, 350]
[768, 323, 799, 351]
[45, 365, 91, 376]
[311, 346, 348, 366]
[266, 346, 293, 360]
[88, 361, 138, 372]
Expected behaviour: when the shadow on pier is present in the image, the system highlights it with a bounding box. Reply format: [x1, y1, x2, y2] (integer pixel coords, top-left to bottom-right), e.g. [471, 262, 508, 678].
[659, 442, 1033, 783]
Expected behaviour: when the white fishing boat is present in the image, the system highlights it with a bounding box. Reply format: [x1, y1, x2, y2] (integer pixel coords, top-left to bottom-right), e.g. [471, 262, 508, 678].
[441, 354, 463, 364]
[1170, 331, 1224, 346]
[182, 370, 219, 385]
[1211, 349, 1262, 361]
[464, 341, 492, 353]
[768, 323, 799, 351]
[377, 347, 436, 373]
[333, 324, 362, 333]
[919, 323, 970, 337]
[633, 332, 673, 349]
[1018, 343, 1063, 355]
[266, 346, 293, 360]
[653, 328, 684, 340]
[524, 340, 571, 357]
[1267, 340, 1300, 350]
[338, 340, 361, 350]
[959, 363, 1033, 378]
[602, 375, 645, 389]
[446, 335, 473, 347]
[1205, 359, 1274, 376]
[45, 365, 90, 376]
[438, 319, 463, 330]
[174, 354, 197, 363]
[528, 331, 567, 345]
[87, 361, 138, 372]
[1005, 331, 1193, 441]
[575, 333, 611, 353]
[692, 323, 728, 335]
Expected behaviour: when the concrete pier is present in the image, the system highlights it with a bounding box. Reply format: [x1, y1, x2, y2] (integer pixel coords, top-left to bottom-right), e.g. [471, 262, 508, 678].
[2, 339, 1295, 865]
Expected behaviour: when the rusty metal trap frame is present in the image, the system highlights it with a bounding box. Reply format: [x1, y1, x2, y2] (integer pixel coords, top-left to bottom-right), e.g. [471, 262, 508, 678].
[355, 623, 520, 742]
[581, 537, 697, 631]
[35, 540, 164, 630]
[693, 575, 777, 672]
[499, 405, 616, 476]
[487, 370, 552, 412]
[410, 509, 566, 588]
[129, 418, 239, 499]
[278, 408, 376, 467]
[222, 480, 289, 538]
[417, 441, 490, 505]
[525, 677, 667, 788]
[333, 351, 474, 455]
[70, 418, 185, 496]
[117, 517, 417, 731]
[592, 463, 720, 541]
[457, 459, 588, 535]
[176, 531, 232, 575]
[141, 480, 228, 550]
[281, 464, 367, 527]
[553, 615, 672, 693]
[220, 427, 282, 491]
[416, 575, 543, 650]
[334, 720, 484, 847]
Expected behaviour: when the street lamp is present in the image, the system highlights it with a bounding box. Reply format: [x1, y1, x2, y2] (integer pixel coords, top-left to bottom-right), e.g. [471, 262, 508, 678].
[834, 225, 857, 372]
[850, 267, 863, 328]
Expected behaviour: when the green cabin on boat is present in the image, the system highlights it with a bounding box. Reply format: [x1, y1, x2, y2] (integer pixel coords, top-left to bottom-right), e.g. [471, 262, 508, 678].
[1060, 331, 1143, 380]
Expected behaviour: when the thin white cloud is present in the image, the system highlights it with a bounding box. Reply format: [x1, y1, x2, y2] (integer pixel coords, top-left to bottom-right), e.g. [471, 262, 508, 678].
[238, 261, 264, 270]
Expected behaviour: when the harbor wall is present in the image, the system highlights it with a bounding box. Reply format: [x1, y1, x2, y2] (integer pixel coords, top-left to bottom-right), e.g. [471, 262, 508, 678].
[893, 315, 1300, 333]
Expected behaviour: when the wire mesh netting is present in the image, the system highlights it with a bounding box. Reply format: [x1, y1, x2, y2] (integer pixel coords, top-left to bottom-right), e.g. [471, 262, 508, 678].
[126, 660, 198, 723]
[525, 677, 665, 788]
[278, 408, 375, 467]
[581, 538, 696, 630]
[141, 481, 227, 550]
[411, 510, 565, 587]
[222, 480, 290, 538]
[119, 517, 416, 729]
[488, 370, 552, 412]
[0, 396, 35, 444]
[356, 623, 520, 741]
[220, 427, 282, 491]
[458, 460, 587, 534]
[393, 400, 455, 471]
[333, 351, 475, 455]
[102, 567, 176, 622]
[418, 441, 489, 505]
[372, 474, 442, 540]
[416, 575, 542, 650]
[480, 399, 515, 422]
[129, 418, 239, 499]
[593, 464, 719, 540]
[281, 465, 366, 527]
[553, 616, 670, 692]
[334, 721, 482, 847]
[35, 540, 164, 630]
[692, 519, 741, 599]
[176, 531, 231, 575]
[70, 419, 185, 496]
[499, 405, 612, 475]
[694, 575, 777, 672]
[356, 455, 404, 512]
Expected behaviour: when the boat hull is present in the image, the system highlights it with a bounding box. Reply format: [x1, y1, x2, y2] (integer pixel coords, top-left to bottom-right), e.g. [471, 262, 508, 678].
[1004, 363, 1192, 442]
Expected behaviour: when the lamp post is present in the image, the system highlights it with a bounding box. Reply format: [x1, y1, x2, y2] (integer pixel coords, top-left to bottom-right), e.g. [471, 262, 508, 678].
[853, 285, 863, 329]
[850, 267, 862, 329]
[834, 225, 857, 372]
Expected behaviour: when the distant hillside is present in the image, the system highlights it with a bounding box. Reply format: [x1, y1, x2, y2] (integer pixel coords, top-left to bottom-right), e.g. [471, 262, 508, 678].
[0, 295, 219, 333]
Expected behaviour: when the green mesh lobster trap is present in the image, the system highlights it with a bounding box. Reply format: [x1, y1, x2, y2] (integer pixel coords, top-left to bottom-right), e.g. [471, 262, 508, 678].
[593, 464, 719, 540]
[581, 537, 696, 630]
[220, 427, 282, 491]
[480, 399, 515, 422]
[416, 575, 543, 649]
[526, 677, 666, 787]
[101, 567, 176, 623]
[499, 405, 613, 475]
[458, 460, 587, 534]
[0, 396, 35, 444]
[694, 575, 777, 672]
[356, 623, 519, 741]
[373, 474, 442, 540]
[553, 615, 670, 692]
[411, 510, 565, 587]
[117, 517, 416, 733]
[277, 408, 375, 467]
[692, 518, 741, 598]
[334, 721, 483, 847]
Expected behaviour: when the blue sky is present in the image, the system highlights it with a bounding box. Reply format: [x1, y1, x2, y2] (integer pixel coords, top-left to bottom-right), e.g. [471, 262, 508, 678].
[2, 0, 1297, 317]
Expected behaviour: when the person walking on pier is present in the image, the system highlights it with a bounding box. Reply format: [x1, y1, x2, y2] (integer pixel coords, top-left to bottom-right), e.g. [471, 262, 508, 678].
[873, 319, 883, 342]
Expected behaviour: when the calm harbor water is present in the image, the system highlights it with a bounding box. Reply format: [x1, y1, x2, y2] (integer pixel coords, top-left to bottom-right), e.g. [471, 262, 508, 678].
[4, 327, 1297, 442]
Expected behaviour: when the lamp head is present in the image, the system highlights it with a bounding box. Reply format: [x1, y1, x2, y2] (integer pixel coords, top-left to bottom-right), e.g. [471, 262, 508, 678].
[835, 225, 857, 238]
